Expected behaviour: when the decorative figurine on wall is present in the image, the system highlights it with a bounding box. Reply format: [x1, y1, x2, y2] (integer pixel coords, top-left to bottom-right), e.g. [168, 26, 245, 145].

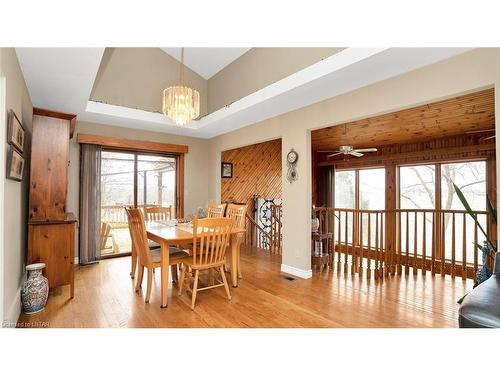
[286, 148, 298, 183]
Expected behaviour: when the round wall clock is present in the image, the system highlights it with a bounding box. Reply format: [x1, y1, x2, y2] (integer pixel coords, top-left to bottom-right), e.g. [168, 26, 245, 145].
[287, 149, 299, 164]
[286, 148, 299, 183]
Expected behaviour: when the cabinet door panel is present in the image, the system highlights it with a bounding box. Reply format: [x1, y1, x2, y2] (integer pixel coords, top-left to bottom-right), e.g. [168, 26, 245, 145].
[29, 115, 70, 221]
[29, 224, 74, 288]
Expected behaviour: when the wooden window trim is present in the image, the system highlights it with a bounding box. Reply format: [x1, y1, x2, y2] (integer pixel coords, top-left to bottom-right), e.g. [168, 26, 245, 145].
[77, 133, 189, 154]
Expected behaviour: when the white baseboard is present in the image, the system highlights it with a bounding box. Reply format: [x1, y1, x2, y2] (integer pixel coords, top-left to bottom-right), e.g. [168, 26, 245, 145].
[280, 264, 313, 279]
[3, 283, 23, 328]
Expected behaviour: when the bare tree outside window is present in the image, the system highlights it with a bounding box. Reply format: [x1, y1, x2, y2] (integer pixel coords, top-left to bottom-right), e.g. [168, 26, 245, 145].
[399, 161, 487, 263]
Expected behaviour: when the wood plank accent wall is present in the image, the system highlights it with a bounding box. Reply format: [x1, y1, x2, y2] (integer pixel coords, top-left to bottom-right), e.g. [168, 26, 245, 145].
[312, 88, 495, 151]
[221, 138, 282, 206]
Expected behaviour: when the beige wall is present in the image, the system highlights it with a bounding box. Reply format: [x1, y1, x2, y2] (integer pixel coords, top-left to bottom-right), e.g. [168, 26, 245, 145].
[0, 48, 33, 324]
[208, 48, 500, 276]
[90, 48, 208, 116]
[68, 122, 211, 258]
[207, 48, 344, 113]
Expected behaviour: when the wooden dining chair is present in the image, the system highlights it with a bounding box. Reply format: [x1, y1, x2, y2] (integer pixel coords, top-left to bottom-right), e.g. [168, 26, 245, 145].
[126, 208, 190, 303]
[178, 217, 234, 309]
[145, 205, 172, 221]
[126, 206, 164, 279]
[207, 202, 226, 218]
[225, 203, 247, 279]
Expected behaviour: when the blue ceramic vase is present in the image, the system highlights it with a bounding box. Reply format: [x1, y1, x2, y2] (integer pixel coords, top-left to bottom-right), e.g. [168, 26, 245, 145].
[21, 263, 49, 314]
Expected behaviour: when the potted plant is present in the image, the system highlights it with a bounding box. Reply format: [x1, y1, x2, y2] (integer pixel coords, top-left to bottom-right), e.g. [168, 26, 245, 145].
[453, 183, 497, 286]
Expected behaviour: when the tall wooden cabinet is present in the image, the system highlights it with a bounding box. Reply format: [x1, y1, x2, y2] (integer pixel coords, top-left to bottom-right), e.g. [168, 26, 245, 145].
[27, 108, 77, 298]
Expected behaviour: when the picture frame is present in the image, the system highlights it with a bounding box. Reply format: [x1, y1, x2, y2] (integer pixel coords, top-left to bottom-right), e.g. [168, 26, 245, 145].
[8, 109, 25, 153]
[6, 147, 25, 181]
[221, 162, 233, 178]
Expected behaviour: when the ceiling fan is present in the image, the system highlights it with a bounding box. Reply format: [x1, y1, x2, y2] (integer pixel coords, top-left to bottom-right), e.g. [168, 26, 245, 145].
[318, 145, 378, 158]
[465, 129, 495, 140]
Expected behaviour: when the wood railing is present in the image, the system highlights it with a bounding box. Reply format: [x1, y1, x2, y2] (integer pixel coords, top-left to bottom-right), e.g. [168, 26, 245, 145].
[270, 204, 282, 254]
[244, 213, 273, 252]
[101, 204, 160, 228]
[315, 207, 494, 281]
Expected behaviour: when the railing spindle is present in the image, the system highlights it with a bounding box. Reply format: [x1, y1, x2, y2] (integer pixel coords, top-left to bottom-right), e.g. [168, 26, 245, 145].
[367, 212, 372, 279]
[398, 211, 402, 275]
[413, 211, 418, 276]
[462, 212, 467, 280]
[344, 211, 349, 274]
[337, 210, 342, 273]
[422, 212, 427, 275]
[374, 212, 379, 280]
[405, 211, 410, 275]
[351, 211, 356, 275]
[431, 211, 436, 275]
[441, 212, 446, 277]
[382, 212, 386, 277]
[359, 212, 364, 278]
[451, 212, 456, 278]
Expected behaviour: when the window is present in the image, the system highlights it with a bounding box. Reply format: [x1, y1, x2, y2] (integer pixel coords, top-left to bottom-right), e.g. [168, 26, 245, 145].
[441, 161, 486, 211]
[333, 168, 385, 247]
[359, 168, 386, 210]
[398, 160, 488, 263]
[334, 170, 355, 209]
[399, 165, 436, 209]
[334, 168, 385, 209]
[100, 150, 179, 257]
[441, 161, 487, 263]
[137, 154, 177, 214]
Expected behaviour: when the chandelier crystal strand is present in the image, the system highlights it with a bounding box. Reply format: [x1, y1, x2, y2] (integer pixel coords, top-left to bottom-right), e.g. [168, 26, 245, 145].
[162, 47, 200, 126]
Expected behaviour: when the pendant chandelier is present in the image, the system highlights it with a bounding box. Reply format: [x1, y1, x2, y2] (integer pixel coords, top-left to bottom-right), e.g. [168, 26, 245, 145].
[162, 48, 200, 126]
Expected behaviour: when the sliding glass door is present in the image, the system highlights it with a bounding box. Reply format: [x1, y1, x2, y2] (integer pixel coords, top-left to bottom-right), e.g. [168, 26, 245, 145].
[99, 150, 178, 257]
[137, 154, 177, 216]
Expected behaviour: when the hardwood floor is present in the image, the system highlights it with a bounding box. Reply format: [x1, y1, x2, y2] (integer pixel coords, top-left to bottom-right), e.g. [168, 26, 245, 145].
[17, 245, 473, 328]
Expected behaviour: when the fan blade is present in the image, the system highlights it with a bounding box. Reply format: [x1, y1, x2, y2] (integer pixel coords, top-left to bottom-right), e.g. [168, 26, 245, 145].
[483, 135, 496, 140]
[317, 150, 340, 153]
[349, 151, 364, 157]
[326, 152, 343, 158]
[353, 148, 378, 153]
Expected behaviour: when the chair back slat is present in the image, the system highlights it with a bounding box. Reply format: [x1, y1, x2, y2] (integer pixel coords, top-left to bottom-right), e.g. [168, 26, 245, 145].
[145, 206, 172, 221]
[225, 203, 247, 229]
[126, 207, 153, 267]
[192, 217, 234, 266]
[207, 202, 226, 218]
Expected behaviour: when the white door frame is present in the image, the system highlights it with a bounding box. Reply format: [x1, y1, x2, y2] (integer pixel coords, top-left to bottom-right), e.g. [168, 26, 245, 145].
[0, 74, 6, 325]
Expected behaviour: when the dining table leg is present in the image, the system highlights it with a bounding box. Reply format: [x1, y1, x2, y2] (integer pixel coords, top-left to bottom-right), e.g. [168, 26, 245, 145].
[160, 241, 170, 308]
[231, 234, 238, 287]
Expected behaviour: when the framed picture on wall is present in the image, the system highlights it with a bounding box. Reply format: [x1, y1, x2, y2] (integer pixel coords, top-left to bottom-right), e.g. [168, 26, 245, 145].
[8, 109, 25, 153]
[6, 147, 25, 181]
[221, 162, 233, 178]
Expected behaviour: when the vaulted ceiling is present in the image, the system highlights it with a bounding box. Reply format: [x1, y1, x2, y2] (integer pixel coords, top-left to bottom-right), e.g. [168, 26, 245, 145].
[159, 48, 250, 79]
[15, 47, 473, 139]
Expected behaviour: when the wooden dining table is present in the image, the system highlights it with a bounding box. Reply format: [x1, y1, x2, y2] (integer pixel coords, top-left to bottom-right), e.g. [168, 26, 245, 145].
[146, 221, 246, 308]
